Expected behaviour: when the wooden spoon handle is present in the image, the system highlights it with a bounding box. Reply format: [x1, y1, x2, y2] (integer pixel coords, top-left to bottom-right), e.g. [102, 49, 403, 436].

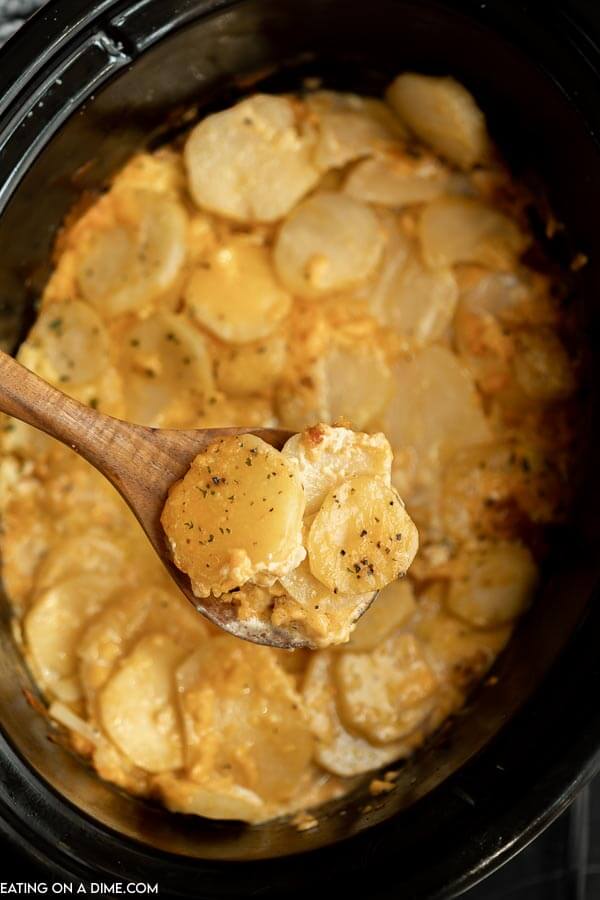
[0, 349, 109, 456]
[0, 349, 183, 490]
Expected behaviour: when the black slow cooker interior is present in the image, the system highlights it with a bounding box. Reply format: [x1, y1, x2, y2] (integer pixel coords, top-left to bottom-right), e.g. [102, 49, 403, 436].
[0, 0, 600, 896]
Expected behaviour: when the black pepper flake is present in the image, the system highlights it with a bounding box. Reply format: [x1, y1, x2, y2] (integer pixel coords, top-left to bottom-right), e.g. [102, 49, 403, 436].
[340, 549, 346, 556]
[184, 521, 194, 529]
[207, 534, 214, 543]
[353, 563, 361, 573]
[395, 533, 402, 540]
[360, 529, 368, 537]
[212, 475, 224, 485]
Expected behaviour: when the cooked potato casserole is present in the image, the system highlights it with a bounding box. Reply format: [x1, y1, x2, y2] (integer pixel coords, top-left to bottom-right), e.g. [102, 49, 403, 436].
[161, 425, 419, 647]
[0, 73, 577, 824]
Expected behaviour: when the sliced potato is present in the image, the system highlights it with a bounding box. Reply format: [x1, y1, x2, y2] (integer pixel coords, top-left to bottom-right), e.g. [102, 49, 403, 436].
[18, 306, 124, 415]
[334, 632, 438, 744]
[276, 552, 375, 647]
[119, 311, 215, 426]
[307, 475, 419, 595]
[76, 188, 188, 315]
[454, 277, 516, 394]
[386, 73, 490, 169]
[344, 579, 416, 652]
[363, 213, 411, 310]
[185, 236, 291, 343]
[184, 94, 320, 222]
[155, 773, 265, 823]
[389, 255, 457, 344]
[446, 541, 537, 628]
[367, 232, 457, 345]
[35, 528, 130, 594]
[78, 585, 210, 705]
[91, 736, 151, 796]
[302, 653, 408, 776]
[345, 151, 448, 207]
[99, 633, 184, 772]
[176, 637, 314, 802]
[274, 192, 384, 298]
[324, 339, 393, 429]
[416, 589, 511, 688]
[0, 494, 52, 610]
[24, 573, 121, 701]
[161, 434, 305, 597]
[19, 300, 112, 387]
[419, 196, 527, 270]
[214, 333, 287, 397]
[307, 90, 406, 170]
[384, 346, 491, 492]
[282, 425, 392, 514]
[276, 310, 393, 431]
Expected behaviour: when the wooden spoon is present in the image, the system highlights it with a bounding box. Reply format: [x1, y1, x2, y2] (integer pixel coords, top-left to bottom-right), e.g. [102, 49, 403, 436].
[0, 350, 374, 650]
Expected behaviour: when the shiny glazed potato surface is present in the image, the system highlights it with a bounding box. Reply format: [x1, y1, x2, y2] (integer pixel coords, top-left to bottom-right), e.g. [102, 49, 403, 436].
[0, 72, 578, 825]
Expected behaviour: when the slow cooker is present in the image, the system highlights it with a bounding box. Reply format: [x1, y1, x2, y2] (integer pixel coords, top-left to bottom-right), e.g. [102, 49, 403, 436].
[1, 0, 600, 896]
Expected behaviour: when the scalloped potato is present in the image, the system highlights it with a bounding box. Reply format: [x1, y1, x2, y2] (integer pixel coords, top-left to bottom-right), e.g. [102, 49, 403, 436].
[0, 72, 578, 827]
[76, 187, 188, 315]
[162, 426, 416, 646]
[161, 434, 306, 598]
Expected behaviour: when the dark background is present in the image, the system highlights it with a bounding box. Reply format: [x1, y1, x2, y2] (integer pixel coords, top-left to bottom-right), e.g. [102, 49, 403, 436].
[0, 1, 599, 896]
